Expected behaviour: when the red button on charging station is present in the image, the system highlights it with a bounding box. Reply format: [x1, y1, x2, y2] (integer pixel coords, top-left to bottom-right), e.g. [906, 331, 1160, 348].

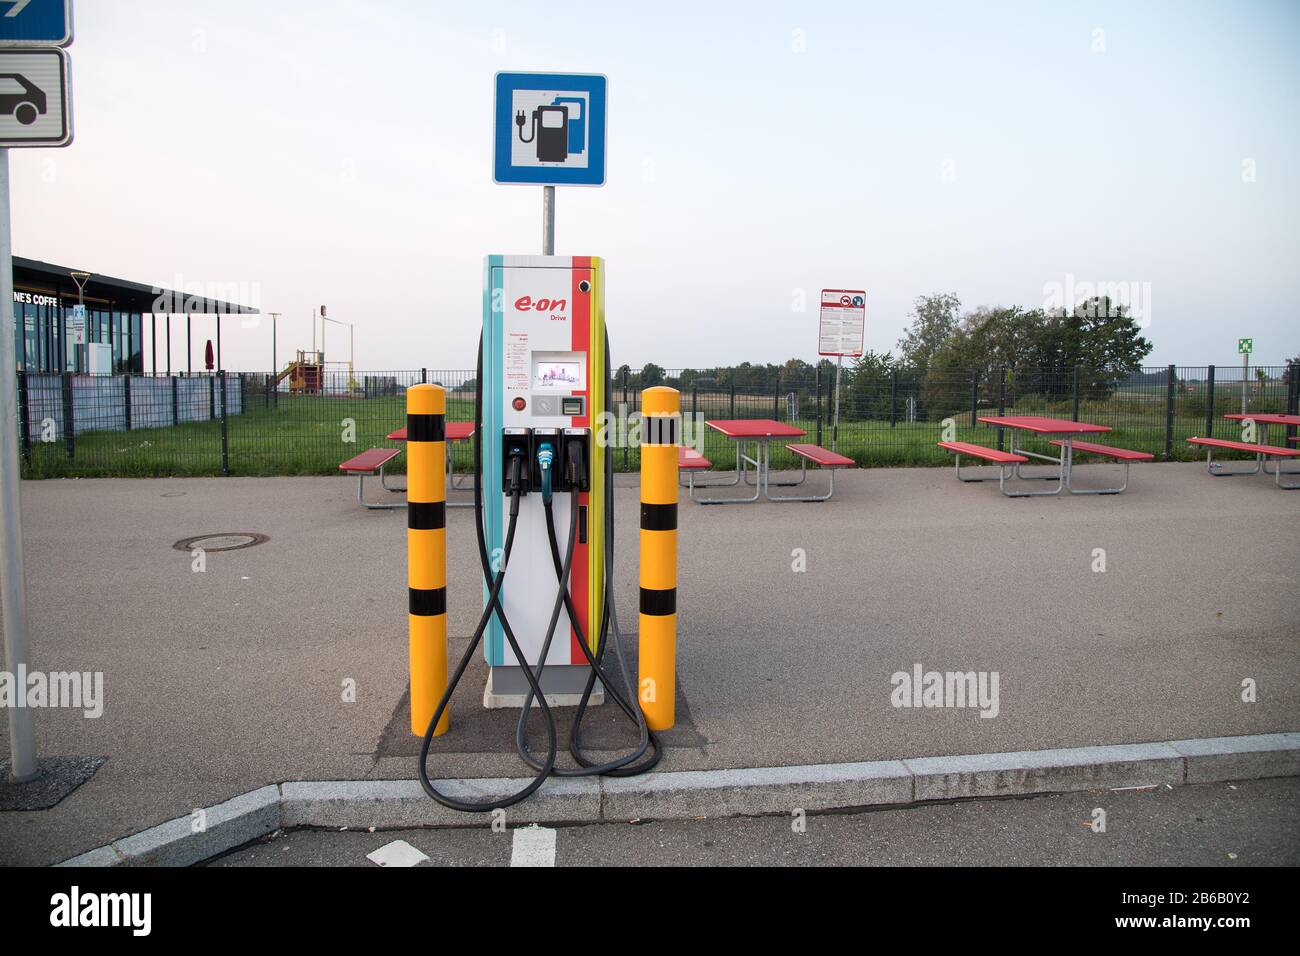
[512, 397, 527, 411]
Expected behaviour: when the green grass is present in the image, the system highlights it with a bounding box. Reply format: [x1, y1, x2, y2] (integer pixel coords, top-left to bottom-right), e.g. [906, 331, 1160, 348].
[20, 389, 1278, 479]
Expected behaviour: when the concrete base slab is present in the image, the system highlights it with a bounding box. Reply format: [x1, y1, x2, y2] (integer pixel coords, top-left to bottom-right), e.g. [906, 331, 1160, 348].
[0, 756, 106, 811]
[55, 731, 1300, 866]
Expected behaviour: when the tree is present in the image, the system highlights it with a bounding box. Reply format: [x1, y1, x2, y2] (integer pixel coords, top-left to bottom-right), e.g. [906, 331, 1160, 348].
[640, 362, 665, 388]
[842, 350, 896, 420]
[897, 293, 961, 370]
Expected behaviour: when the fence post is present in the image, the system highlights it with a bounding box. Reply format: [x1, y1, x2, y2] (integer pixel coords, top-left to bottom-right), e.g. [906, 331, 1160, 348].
[62, 371, 74, 459]
[420, 367, 427, 384]
[773, 380, 780, 420]
[889, 367, 897, 428]
[969, 370, 980, 427]
[1072, 365, 1081, 421]
[996, 365, 1007, 451]
[1286, 362, 1299, 445]
[123, 374, 132, 431]
[208, 375, 216, 421]
[691, 385, 697, 420]
[171, 375, 179, 426]
[219, 370, 230, 476]
[1165, 364, 1176, 460]
[1205, 365, 1216, 438]
[729, 380, 735, 420]
[814, 368, 822, 446]
[621, 366, 630, 472]
[17, 371, 30, 465]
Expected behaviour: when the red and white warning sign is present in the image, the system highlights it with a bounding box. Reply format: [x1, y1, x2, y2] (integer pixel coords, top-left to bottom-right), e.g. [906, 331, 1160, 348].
[818, 289, 865, 356]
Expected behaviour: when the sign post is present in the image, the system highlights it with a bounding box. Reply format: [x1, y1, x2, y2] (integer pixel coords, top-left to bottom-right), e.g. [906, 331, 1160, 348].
[1238, 337, 1253, 415]
[493, 71, 607, 253]
[819, 290, 866, 451]
[1, 0, 74, 785]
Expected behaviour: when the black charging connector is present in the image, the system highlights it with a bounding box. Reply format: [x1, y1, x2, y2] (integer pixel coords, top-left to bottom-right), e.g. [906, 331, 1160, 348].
[502, 428, 531, 494]
[563, 428, 590, 492]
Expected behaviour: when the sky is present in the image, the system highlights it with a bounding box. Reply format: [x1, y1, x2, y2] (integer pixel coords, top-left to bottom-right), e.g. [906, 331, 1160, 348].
[9, 0, 1300, 373]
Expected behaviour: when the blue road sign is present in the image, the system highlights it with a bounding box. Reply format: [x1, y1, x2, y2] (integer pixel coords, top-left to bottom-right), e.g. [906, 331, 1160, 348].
[0, 0, 73, 47]
[494, 72, 606, 186]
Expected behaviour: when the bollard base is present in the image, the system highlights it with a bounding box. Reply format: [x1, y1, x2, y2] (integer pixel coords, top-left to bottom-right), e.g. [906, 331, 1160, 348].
[483, 665, 604, 709]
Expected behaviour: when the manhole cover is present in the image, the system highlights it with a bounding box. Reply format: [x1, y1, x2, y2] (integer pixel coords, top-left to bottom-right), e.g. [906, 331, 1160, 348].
[173, 533, 269, 553]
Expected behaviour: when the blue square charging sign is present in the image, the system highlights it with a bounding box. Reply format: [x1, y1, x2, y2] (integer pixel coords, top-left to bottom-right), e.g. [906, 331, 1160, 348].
[494, 72, 607, 186]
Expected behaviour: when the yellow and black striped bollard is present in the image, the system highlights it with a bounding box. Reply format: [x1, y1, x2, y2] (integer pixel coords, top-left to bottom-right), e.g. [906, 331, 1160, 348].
[639, 386, 679, 730]
[407, 383, 449, 736]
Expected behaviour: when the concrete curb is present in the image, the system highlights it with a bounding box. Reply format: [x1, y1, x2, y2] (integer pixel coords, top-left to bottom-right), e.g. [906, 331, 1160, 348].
[56, 731, 1300, 866]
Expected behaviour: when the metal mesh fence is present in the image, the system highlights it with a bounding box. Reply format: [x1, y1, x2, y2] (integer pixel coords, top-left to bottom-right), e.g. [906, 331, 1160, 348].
[14, 364, 1300, 478]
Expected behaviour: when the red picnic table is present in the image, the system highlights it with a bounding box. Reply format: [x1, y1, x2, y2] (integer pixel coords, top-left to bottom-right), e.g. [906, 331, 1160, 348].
[690, 419, 808, 504]
[385, 422, 477, 505]
[972, 415, 1151, 496]
[1188, 413, 1300, 489]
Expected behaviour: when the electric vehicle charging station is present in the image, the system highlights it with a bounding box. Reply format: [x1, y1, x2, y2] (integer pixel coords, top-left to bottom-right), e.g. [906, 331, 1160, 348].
[480, 254, 606, 704]
[414, 72, 671, 812]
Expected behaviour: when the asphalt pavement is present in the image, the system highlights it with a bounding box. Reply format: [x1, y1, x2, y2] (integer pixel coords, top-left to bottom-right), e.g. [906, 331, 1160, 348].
[1, 461, 1297, 864]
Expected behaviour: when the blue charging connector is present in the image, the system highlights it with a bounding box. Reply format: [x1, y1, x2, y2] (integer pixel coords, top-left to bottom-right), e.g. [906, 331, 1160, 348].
[537, 442, 555, 503]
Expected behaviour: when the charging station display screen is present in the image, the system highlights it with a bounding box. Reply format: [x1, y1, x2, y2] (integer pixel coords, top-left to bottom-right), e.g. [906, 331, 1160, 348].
[535, 360, 581, 390]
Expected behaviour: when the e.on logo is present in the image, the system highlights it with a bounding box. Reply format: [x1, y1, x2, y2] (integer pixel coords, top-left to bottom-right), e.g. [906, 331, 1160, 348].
[514, 295, 568, 313]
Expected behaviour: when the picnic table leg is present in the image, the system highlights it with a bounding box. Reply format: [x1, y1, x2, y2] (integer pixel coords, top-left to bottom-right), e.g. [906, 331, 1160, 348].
[999, 444, 1065, 497]
[1063, 438, 1132, 495]
[682, 439, 744, 489]
[1203, 445, 1262, 477]
[692, 439, 762, 504]
[1010, 438, 1063, 481]
[357, 467, 405, 510]
[765, 452, 838, 502]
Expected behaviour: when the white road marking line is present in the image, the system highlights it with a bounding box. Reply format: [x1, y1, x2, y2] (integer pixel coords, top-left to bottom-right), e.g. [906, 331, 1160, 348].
[510, 825, 557, 867]
[366, 839, 430, 867]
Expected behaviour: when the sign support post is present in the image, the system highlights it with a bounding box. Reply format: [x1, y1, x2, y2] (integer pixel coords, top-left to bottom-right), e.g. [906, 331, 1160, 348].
[833, 356, 842, 451]
[0, 148, 37, 782]
[542, 185, 555, 255]
[1, 0, 75, 787]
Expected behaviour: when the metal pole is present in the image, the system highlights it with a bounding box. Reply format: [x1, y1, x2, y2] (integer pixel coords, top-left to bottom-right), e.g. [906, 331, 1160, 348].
[833, 356, 842, 451]
[1241, 350, 1248, 414]
[542, 185, 555, 255]
[270, 312, 279, 377]
[0, 149, 39, 782]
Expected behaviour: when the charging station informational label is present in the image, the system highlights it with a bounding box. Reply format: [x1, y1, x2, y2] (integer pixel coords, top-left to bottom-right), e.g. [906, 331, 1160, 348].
[818, 289, 866, 357]
[494, 72, 607, 186]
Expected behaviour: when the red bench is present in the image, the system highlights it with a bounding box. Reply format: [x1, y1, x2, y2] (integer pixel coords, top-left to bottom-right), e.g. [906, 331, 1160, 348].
[937, 440, 1029, 496]
[677, 445, 714, 493]
[1187, 437, 1300, 489]
[339, 447, 404, 509]
[767, 443, 854, 502]
[1049, 439, 1152, 462]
